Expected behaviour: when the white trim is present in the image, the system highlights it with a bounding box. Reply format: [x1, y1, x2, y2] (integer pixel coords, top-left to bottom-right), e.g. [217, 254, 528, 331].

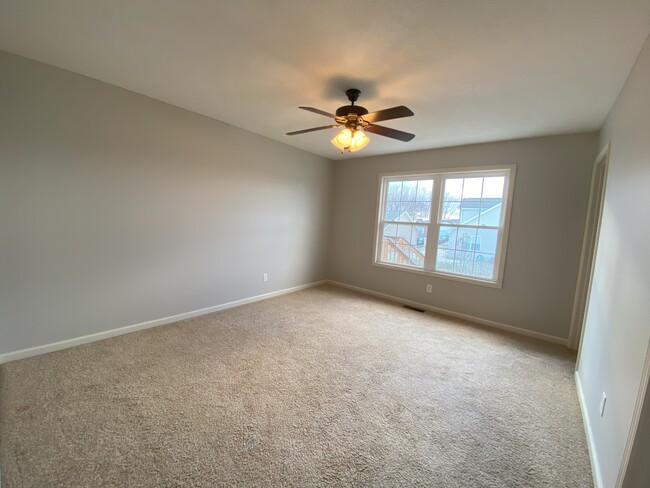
[0, 280, 327, 364]
[377, 163, 519, 179]
[327, 280, 568, 345]
[575, 371, 604, 488]
[371, 172, 385, 274]
[615, 340, 650, 488]
[570, 142, 610, 350]
[371, 261, 503, 288]
[425, 174, 443, 270]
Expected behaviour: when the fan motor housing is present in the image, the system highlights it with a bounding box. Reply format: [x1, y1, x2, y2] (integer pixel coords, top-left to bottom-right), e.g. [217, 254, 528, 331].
[335, 105, 369, 117]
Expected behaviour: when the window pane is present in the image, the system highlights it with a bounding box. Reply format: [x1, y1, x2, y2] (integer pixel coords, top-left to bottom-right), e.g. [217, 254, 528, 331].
[435, 226, 458, 273]
[435, 247, 455, 272]
[401, 180, 417, 201]
[409, 249, 425, 268]
[414, 225, 427, 255]
[436, 248, 474, 275]
[482, 176, 505, 198]
[460, 202, 480, 225]
[396, 224, 414, 244]
[479, 200, 502, 226]
[383, 223, 397, 237]
[440, 200, 460, 223]
[409, 224, 426, 268]
[380, 238, 400, 265]
[416, 180, 433, 201]
[462, 178, 483, 199]
[384, 201, 400, 221]
[387, 181, 402, 201]
[463, 178, 483, 200]
[381, 225, 401, 265]
[397, 202, 416, 221]
[473, 253, 495, 279]
[455, 228, 478, 251]
[415, 201, 431, 222]
[437, 225, 455, 248]
[444, 178, 463, 201]
[452, 250, 474, 274]
[379, 223, 424, 269]
[477, 228, 498, 254]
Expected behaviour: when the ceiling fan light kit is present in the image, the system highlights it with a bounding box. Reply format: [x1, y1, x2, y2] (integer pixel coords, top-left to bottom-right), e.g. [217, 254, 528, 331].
[287, 88, 415, 154]
[331, 128, 370, 152]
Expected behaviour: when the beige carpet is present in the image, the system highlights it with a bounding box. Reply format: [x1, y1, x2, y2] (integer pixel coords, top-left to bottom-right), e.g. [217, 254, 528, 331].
[0, 284, 592, 487]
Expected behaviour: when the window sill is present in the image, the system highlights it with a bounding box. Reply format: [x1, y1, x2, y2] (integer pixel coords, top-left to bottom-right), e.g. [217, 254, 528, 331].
[371, 261, 503, 289]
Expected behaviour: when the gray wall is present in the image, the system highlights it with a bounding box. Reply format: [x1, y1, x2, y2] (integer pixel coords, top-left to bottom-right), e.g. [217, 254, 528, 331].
[623, 378, 650, 488]
[329, 133, 598, 340]
[0, 51, 332, 355]
[577, 34, 650, 488]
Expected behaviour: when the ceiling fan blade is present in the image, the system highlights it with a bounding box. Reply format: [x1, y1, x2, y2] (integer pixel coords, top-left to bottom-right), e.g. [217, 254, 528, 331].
[299, 106, 337, 119]
[365, 124, 415, 142]
[286, 125, 341, 136]
[363, 106, 414, 123]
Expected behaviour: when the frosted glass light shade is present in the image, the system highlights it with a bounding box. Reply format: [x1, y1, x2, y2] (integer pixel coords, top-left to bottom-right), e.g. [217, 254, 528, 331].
[331, 128, 352, 150]
[331, 129, 370, 152]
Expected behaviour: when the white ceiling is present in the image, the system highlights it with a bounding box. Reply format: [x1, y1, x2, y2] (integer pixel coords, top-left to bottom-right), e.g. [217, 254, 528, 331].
[1, 1, 649, 160]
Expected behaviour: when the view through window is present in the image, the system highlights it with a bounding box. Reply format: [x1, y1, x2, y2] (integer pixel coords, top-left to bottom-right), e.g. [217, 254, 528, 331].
[375, 167, 514, 286]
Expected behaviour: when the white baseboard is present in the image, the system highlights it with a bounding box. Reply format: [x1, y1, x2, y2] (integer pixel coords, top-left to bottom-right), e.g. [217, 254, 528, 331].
[327, 280, 568, 346]
[0, 280, 327, 364]
[575, 371, 603, 488]
[0, 278, 568, 364]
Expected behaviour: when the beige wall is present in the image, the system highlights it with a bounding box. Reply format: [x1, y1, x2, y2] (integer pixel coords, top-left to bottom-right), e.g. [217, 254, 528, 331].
[577, 34, 650, 488]
[329, 133, 598, 340]
[0, 51, 332, 355]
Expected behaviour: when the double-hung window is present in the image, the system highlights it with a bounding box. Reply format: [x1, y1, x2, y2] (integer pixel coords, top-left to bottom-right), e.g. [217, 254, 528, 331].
[374, 165, 515, 287]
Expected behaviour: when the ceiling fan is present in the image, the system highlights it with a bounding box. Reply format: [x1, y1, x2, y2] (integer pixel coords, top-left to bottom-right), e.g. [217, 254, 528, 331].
[286, 88, 415, 153]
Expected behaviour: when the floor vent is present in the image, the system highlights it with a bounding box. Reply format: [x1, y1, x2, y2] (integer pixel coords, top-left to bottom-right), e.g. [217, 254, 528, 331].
[402, 304, 426, 313]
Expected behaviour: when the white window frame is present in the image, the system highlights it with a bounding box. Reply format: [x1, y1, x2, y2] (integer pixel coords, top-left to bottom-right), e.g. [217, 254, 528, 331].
[372, 164, 516, 288]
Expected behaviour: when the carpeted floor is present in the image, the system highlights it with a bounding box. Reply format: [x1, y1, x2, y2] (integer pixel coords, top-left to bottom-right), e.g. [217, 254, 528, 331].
[0, 284, 593, 487]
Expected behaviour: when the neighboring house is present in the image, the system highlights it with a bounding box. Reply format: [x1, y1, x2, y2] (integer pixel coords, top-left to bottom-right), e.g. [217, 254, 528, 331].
[382, 199, 502, 269]
[441, 198, 502, 257]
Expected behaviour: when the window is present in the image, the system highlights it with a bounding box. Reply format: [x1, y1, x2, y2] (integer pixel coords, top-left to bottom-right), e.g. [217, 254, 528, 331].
[374, 166, 515, 287]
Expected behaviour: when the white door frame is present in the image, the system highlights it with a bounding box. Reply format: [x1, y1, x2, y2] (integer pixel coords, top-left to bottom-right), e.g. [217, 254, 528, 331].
[615, 344, 650, 487]
[569, 142, 610, 351]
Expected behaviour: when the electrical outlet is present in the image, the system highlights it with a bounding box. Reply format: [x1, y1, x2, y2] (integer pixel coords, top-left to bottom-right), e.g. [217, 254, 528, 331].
[600, 392, 607, 417]
[263, 273, 268, 282]
[426, 284, 432, 293]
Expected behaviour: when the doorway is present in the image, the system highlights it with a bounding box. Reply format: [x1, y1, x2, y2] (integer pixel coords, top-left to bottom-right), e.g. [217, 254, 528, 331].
[568, 142, 610, 350]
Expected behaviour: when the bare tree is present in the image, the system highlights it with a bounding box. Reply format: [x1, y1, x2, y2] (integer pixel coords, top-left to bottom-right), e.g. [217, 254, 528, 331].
[440, 194, 461, 222]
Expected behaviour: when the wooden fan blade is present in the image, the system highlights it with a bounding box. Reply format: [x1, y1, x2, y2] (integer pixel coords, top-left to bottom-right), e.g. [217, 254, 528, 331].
[365, 124, 415, 142]
[363, 106, 414, 123]
[286, 125, 341, 135]
[299, 106, 337, 119]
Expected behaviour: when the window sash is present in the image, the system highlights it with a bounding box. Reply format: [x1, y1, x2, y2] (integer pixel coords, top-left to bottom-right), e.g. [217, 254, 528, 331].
[432, 224, 502, 280]
[377, 220, 433, 270]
